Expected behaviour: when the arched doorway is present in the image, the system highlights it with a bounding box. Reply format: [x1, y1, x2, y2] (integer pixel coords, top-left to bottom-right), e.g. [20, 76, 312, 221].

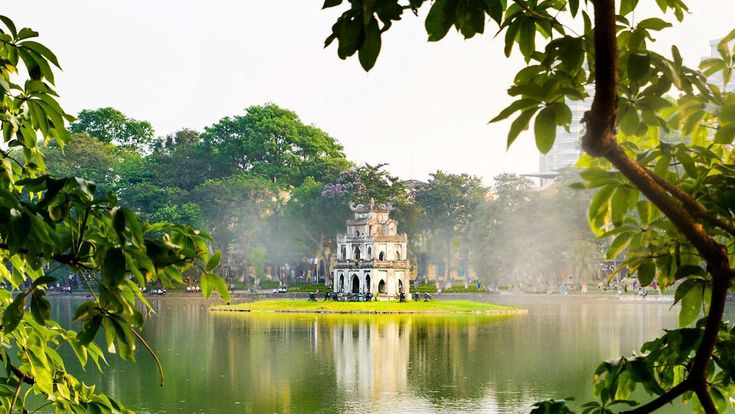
[365, 274, 371, 293]
[339, 274, 344, 292]
[378, 279, 386, 293]
[398, 279, 404, 294]
[351, 274, 359, 293]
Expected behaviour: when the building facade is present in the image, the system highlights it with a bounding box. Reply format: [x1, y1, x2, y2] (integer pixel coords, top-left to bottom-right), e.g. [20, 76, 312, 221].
[332, 201, 410, 298]
[538, 94, 592, 178]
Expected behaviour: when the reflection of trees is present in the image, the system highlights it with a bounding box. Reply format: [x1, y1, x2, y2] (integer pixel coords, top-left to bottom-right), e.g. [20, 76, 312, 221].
[51, 298, 689, 413]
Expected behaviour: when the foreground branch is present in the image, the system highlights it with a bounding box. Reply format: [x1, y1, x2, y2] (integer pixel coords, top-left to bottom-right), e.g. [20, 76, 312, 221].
[649, 173, 735, 237]
[584, 1, 734, 413]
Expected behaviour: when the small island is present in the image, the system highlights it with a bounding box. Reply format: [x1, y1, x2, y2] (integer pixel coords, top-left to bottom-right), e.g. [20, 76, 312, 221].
[211, 299, 526, 315]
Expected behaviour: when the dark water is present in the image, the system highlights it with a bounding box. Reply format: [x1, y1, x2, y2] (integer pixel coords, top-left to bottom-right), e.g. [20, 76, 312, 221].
[48, 296, 734, 413]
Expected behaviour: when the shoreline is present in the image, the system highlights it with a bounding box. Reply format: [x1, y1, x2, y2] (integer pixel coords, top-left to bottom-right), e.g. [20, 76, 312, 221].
[210, 299, 527, 315]
[210, 307, 529, 315]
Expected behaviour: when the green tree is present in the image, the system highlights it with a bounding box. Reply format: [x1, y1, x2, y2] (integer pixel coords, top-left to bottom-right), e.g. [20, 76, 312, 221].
[191, 174, 279, 284]
[0, 16, 229, 413]
[202, 103, 349, 186]
[69, 107, 154, 150]
[414, 171, 487, 284]
[324, 1, 735, 413]
[44, 133, 118, 193]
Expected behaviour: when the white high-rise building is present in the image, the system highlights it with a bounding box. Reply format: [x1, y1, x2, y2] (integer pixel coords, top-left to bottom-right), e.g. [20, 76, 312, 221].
[538, 94, 592, 179]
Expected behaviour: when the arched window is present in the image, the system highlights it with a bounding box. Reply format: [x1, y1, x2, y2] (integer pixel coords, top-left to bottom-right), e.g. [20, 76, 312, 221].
[355, 230, 360, 237]
[354, 246, 361, 261]
[339, 274, 345, 292]
[351, 274, 359, 293]
[369, 225, 373, 235]
[398, 279, 404, 294]
[396, 250, 401, 261]
[340, 245, 346, 260]
[367, 247, 372, 259]
[378, 279, 386, 293]
[378, 251, 385, 261]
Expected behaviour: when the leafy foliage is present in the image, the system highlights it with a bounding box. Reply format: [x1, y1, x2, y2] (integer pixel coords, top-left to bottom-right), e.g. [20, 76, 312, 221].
[0, 16, 229, 413]
[70, 107, 154, 150]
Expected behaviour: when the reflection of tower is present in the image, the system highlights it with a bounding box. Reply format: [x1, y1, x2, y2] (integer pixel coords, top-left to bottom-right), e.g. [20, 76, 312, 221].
[332, 319, 410, 398]
[333, 200, 410, 298]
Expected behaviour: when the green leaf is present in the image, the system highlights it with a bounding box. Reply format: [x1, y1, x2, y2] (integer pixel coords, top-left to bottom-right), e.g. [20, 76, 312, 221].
[30, 289, 50, 325]
[425, 0, 453, 42]
[678, 282, 703, 326]
[507, 107, 538, 148]
[201, 272, 231, 304]
[19, 40, 61, 68]
[568, 0, 579, 17]
[619, 0, 638, 15]
[627, 53, 651, 82]
[637, 260, 655, 286]
[102, 248, 126, 287]
[714, 124, 735, 144]
[518, 19, 536, 59]
[489, 98, 539, 123]
[3, 292, 27, 333]
[358, 18, 381, 71]
[31, 275, 56, 288]
[534, 106, 557, 153]
[78, 315, 103, 345]
[322, 0, 342, 8]
[637, 18, 671, 31]
[206, 251, 222, 272]
[607, 232, 634, 259]
[610, 186, 629, 225]
[674, 265, 706, 280]
[673, 278, 704, 306]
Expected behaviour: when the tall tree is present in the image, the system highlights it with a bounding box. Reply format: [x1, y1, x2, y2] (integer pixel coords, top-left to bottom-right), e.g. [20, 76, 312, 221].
[324, 1, 735, 412]
[415, 171, 486, 283]
[202, 103, 349, 186]
[69, 107, 154, 150]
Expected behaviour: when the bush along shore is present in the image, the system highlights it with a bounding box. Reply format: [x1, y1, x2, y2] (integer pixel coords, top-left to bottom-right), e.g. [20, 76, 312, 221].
[210, 299, 527, 315]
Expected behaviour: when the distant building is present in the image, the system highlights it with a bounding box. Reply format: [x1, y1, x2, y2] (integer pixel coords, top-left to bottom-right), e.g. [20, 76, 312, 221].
[333, 200, 410, 299]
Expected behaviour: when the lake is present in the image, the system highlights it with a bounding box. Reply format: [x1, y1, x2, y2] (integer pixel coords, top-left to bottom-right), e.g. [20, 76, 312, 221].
[50, 295, 734, 413]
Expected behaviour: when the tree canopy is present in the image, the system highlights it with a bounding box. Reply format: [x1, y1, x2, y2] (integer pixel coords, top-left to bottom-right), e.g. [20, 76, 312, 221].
[70, 107, 154, 150]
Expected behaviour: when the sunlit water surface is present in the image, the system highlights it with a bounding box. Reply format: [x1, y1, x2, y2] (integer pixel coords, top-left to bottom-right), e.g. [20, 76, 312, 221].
[49, 295, 735, 413]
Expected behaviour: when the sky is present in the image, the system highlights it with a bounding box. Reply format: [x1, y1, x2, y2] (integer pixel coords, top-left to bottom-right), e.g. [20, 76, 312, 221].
[5, 1, 733, 184]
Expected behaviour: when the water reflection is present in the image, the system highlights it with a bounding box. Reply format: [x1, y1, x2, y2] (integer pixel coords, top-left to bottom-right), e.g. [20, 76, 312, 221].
[50, 297, 727, 414]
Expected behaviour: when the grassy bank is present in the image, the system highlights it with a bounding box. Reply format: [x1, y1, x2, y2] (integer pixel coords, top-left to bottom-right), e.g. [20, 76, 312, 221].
[211, 299, 525, 314]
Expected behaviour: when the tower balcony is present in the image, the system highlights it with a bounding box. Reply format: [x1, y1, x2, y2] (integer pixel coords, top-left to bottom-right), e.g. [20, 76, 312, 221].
[336, 234, 408, 243]
[333, 259, 409, 270]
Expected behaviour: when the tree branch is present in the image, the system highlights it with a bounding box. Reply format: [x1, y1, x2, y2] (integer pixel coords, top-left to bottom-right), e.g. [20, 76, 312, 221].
[623, 379, 690, 414]
[649, 173, 735, 237]
[584, 1, 734, 413]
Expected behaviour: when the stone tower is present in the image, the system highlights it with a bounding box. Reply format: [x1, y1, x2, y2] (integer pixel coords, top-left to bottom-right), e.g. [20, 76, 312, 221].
[333, 200, 409, 299]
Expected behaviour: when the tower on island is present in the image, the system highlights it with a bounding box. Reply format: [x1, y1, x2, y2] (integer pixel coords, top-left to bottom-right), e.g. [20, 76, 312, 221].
[333, 201, 409, 299]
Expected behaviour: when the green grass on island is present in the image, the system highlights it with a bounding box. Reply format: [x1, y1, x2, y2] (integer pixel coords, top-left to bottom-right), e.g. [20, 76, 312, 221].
[211, 299, 525, 315]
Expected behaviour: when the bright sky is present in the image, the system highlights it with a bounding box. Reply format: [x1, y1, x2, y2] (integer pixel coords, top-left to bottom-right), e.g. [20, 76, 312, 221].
[5, 1, 733, 184]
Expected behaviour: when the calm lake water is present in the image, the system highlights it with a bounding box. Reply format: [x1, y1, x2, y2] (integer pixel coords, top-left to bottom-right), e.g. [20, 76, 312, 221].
[50, 295, 735, 413]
